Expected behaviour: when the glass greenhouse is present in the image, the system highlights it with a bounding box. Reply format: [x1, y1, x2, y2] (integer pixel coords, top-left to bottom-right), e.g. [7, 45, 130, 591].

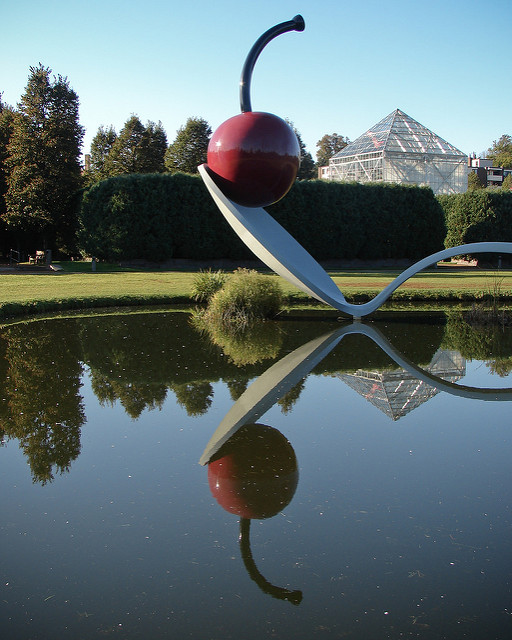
[329, 109, 467, 194]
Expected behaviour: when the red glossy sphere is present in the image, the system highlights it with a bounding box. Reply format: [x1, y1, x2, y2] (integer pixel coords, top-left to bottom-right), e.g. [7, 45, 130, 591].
[208, 424, 299, 519]
[206, 112, 300, 208]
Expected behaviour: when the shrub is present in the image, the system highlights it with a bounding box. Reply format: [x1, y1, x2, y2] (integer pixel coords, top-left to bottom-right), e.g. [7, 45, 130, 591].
[191, 269, 227, 302]
[441, 189, 512, 260]
[197, 268, 284, 329]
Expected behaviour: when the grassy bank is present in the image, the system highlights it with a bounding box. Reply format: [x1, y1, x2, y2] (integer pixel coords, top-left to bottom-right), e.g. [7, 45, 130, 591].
[0, 261, 511, 320]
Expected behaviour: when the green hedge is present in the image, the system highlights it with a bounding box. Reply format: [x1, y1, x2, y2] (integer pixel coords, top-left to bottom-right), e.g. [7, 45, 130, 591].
[269, 180, 445, 260]
[78, 173, 446, 262]
[440, 190, 512, 253]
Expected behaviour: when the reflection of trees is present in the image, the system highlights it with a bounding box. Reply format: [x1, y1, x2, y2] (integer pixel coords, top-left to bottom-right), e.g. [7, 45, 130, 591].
[225, 377, 249, 401]
[442, 312, 512, 376]
[0, 321, 85, 484]
[171, 381, 213, 416]
[3, 309, 505, 483]
[277, 379, 306, 414]
[90, 369, 168, 419]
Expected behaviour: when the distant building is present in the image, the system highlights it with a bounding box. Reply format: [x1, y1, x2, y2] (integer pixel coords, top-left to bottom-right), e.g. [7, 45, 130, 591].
[467, 154, 512, 188]
[322, 109, 468, 195]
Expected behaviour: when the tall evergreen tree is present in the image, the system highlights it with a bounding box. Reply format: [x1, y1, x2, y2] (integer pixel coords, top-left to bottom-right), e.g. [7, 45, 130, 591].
[145, 120, 168, 172]
[85, 124, 118, 184]
[0, 95, 15, 221]
[103, 116, 167, 176]
[4, 65, 84, 253]
[164, 117, 212, 174]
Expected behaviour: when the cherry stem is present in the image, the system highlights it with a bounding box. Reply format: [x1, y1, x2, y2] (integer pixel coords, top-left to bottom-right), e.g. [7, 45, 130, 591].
[239, 15, 305, 113]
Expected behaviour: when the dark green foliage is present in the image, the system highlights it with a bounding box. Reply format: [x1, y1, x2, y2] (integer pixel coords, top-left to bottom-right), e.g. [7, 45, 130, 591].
[165, 117, 211, 174]
[79, 174, 447, 262]
[316, 133, 349, 167]
[467, 171, 484, 190]
[442, 190, 512, 258]
[269, 180, 446, 261]
[78, 172, 235, 261]
[487, 134, 512, 169]
[104, 116, 167, 177]
[3, 65, 84, 254]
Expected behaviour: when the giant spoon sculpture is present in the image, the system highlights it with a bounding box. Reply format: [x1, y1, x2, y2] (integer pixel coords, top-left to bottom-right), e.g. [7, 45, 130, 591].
[200, 15, 512, 318]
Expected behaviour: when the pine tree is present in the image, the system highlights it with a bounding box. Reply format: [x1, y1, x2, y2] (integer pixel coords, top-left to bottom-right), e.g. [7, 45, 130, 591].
[0, 95, 15, 221]
[4, 65, 84, 253]
[85, 125, 118, 184]
[103, 116, 167, 177]
[164, 117, 212, 174]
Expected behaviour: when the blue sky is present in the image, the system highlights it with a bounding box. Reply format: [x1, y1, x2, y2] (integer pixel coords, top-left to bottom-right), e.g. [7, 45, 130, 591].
[2, 0, 510, 161]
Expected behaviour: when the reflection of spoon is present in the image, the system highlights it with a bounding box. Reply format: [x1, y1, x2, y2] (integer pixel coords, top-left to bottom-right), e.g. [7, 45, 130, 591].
[200, 329, 344, 465]
[199, 163, 512, 318]
[201, 323, 512, 465]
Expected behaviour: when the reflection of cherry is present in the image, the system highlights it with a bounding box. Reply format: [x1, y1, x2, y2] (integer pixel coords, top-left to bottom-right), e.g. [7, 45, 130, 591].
[208, 423, 302, 604]
[208, 423, 298, 519]
[206, 16, 305, 208]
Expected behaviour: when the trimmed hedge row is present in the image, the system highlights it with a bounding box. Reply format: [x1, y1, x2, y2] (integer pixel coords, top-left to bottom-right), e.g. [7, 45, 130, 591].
[440, 190, 512, 252]
[269, 180, 445, 260]
[78, 173, 447, 262]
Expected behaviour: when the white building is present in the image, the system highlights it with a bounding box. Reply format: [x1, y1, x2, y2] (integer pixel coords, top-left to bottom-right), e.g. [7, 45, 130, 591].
[325, 109, 468, 195]
[467, 155, 512, 188]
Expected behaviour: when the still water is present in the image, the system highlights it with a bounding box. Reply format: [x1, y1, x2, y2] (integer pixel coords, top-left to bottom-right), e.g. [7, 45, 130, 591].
[1, 310, 511, 639]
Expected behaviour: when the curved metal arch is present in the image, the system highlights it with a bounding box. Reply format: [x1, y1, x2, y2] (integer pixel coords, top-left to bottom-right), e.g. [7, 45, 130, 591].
[199, 164, 512, 318]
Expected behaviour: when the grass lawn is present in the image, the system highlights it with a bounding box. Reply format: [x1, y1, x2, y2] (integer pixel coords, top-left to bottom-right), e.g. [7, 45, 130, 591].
[0, 261, 511, 320]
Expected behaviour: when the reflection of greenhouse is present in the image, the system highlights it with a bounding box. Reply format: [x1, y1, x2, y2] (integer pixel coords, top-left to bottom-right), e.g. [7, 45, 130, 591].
[328, 109, 467, 194]
[336, 349, 465, 420]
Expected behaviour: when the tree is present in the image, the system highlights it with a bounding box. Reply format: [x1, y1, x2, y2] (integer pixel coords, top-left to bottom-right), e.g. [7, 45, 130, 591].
[487, 134, 512, 169]
[467, 171, 484, 190]
[0, 95, 15, 221]
[4, 65, 84, 253]
[103, 115, 167, 176]
[316, 133, 350, 167]
[164, 117, 211, 174]
[84, 124, 117, 184]
[286, 120, 316, 180]
[502, 173, 512, 191]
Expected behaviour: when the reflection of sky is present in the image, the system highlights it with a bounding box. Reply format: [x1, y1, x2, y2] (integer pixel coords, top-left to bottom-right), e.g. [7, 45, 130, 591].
[461, 359, 512, 388]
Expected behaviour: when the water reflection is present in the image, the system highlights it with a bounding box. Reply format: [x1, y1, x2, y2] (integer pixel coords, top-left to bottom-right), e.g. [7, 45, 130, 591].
[202, 320, 512, 605]
[1, 310, 512, 638]
[1, 311, 512, 485]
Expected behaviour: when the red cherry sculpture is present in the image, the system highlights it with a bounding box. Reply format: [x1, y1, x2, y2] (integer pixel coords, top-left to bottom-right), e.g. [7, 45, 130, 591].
[208, 423, 298, 519]
[206, 15, 305, 208]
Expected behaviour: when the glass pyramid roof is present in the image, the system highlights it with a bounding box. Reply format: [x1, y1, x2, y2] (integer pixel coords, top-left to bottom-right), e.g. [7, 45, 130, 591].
[332, 109, 465, 159]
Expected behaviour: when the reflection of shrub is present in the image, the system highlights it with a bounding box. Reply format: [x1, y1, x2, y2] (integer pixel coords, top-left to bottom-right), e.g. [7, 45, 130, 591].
[192, 269, 227, 302]
[196, 268, 284, 329]
[464, 273, 512, 328]
[195, 318, 283, 366]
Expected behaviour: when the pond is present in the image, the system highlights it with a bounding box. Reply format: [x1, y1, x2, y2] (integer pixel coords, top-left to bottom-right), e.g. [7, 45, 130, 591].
[1, 309, 511, 639]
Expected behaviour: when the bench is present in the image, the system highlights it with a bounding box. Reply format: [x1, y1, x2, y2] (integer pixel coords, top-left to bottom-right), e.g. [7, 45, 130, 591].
[29, 250, 45, 265]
